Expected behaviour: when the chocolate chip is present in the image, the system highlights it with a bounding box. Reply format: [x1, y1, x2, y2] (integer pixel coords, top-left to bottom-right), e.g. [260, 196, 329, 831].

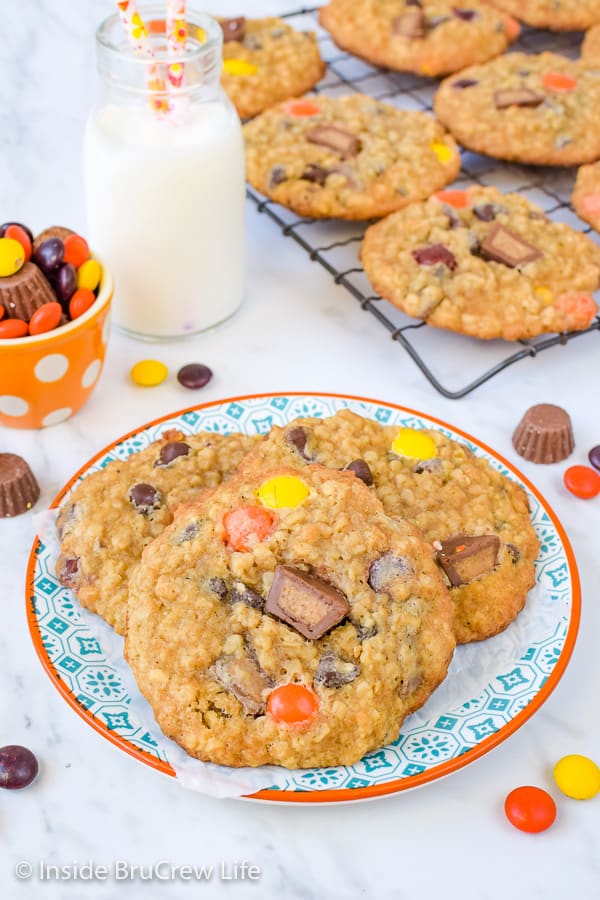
[266, 565, 350, 640]
[479, 224, 542, 268]
[305, 125, 361, 158]
[506, 543, 521, 564]
[473, 203, 497, 222]
[208, 577, 228, 600]
[128, 483, 162, 514]
[391, 10, 425, 37]
[452, 7, 477, 20]
[436, 534, 500, 586]
[368, 553, 413, 593]
[412, 244, 457, 270]
[301, 163, 329, 186]
[285, 426, 313, 461]
[56, 555, 80, 589]
[314, 652, 360, 688]
[344, 459, 373, 486]
[211, 655, 269, 716]
[268, 165, 287, 189]
[452, 78, 478, 89]
[154, 441, 190, 467]
[174, 521, 200, 544]
[219, 16, 246, 43]
[231, 581, 264, 610]
[494, 89, 544, 109]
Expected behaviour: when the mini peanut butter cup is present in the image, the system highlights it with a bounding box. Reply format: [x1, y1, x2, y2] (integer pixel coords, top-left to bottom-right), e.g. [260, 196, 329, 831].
[0, 454, 40, 517]
[0, 262, 56, 323]
[32, 226, 74, 253]
[512, 404, 574, 464]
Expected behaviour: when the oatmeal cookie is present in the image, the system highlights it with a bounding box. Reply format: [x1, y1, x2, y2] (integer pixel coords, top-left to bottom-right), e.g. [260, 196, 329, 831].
[582, 24, 600, 66]
[243, 93, 460, 220]
[125, 464, 455, 768]
[239, 410, 541, 644]
[319, 0, 519, 78]
[572, 162, 600, 232]
[360, 186, 600, 340]
[55, 430, 259, 635]
[434, 52, 600, 166]
[219, 16, 325, 119]
[487, 0, 600, 31]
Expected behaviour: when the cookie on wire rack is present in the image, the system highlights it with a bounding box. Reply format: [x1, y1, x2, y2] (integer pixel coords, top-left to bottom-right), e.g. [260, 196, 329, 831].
[582, 23, 600, 66]
[486, 0, 600, 31]
[572, 162, 600, 233]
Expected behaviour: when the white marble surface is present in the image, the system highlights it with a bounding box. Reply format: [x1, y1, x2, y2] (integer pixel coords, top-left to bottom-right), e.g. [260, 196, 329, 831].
[1, 1, 600, 898]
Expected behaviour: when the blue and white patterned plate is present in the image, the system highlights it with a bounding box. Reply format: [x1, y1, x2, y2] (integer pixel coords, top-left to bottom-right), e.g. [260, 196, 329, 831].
[27, 393, 580, 803]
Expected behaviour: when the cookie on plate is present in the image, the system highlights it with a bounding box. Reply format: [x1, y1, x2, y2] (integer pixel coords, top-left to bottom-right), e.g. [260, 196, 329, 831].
[486, 0, 600, 31]
[219, 16, 325, 119]
[360, 185, 600, 340]
[582, 24, 600, 66]
[319, 0, 519, 78]
[55, 429, 259, 635]
[125, 464, 455, 769]
[434, 52, 600, 166]
[572, 162, 600, 232]
[238, 409, 540, 645]
[243, 93, 461, 219]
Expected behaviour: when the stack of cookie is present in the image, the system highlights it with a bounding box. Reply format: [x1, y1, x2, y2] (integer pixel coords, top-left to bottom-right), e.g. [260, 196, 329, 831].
[56, 410, 539, 769]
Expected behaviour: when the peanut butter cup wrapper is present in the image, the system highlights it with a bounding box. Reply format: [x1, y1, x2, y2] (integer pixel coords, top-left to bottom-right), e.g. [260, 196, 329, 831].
[33, 225, 74, 253]
[512, 403, 574, 464]
[0, 262, 56, 322]
[0, 454, 40, 517]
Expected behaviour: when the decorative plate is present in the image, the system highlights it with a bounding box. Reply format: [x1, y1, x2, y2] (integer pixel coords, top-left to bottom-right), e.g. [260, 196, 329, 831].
[27, 393, 579, 803]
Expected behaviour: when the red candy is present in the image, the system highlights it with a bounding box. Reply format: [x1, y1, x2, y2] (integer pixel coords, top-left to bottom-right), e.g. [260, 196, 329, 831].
[504, 786, 557, 833]
[222, 506, 276, 552]
[29, 302, 62, 336]
[69, 288, 96, 320]
[434, 190, 469, 208]
[4, 224, 32, 261]
[543, 71, 577, 92]
[0, 319, 28, 338]
[63, 234, 90, 269]
[267, 684, 319, 726]
[563, 465, 600, 499]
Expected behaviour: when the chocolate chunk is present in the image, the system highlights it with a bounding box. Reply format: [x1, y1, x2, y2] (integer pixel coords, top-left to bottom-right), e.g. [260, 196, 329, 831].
[473, 203, 501, 222]
[285, 426, 313, 461]
[174, 521, 200, 544]
[128, 482, 161, 514]
[56, 555, 80, 590]
[512, 403, 574, 464]
[441, 204, 461, 229]
[231, 581, 264, 610]
[305, 125, 361, 158]
[353, 621, 378, 642]
[268, 165, 287, 189]
[344, 459, 373, 486]
[413, 458, 443, 474]
[452, 78, 478, 89]
[391, 10, 425, 37]
[494, 89, 544, 109]
[314, 651, 360, 688]
[480, 224, 542, 268]
[452, 8, 477, 20]
[154, 441, 190, 467]
[0, 454, 40, 517]
[208, 577, 228, 600]
[506, 543, 521, 564]
[368, 553, 413, 593]
[412, 243, 457, 270]
[301, 163, 329, 186]
[266, 565, 350, 640]
[211, 655, 269, 716]
[436, 534, 500, 586]
[219, 16, 246, 43]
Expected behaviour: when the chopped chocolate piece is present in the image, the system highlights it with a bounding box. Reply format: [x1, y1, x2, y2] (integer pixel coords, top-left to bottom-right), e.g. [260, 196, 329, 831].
[506, 543, 521, 564]
[154, 441, 190, 467]
[353, 621, 378, 642]
[314, 651, 360, 688]
[412, 243, 457, 270]
[219, 16, 246, 43]
[56, 555, 80, 590]
[344, 458, 373, 486]
[441, 204, 461, 229]
[512, 403, 574, 463]
[211, 655, 269, 716]
[231, 581, 264, 610]
[452, 78, 478, 89]
[268, 165, 287, 189]
[436, 534, 500, 586]
[480, 224, 542, 268]
[452, 8, 477, 20]
[368, 552, 413, 593]
[413, 458, 443, 474]
[305, 125, 361, 158]
[266, 565, 350, 640]
[0, 454, 40, 517]
[391, 9, 426, 38]
[473, 202, 504, 222]
[208, 577, 228, 600]
[174, 521, 200, 544]
[285, 426, 313, 461]
[494, 89, 544, 109]
[128, 482, 161, 514]
[301, 163, 329, 185]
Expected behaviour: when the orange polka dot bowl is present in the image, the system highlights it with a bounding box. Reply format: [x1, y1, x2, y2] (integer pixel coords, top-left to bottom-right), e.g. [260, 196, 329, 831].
[0, 260, 113, 429]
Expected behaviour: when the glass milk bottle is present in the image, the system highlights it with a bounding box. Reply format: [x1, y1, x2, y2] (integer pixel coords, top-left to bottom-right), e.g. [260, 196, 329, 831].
[84, 8, 245, 339]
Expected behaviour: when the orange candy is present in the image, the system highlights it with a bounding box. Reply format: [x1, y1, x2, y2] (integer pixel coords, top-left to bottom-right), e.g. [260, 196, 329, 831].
[286, 99, 321, 117]
[29, 301, 62, 336]
[563, 465, 600, 499]
[554, 292, 597, 323]
[222, 506, 276, 552]
[434, 190, 469, 209]
[543, 71, 577, 92]
[504, 786, 557, 833]
[0, 306, 4, 320]
[582, 194, 600, 217]
[267, 683, 319, 726]
[0, 318, 28, 339]
[4, 224, 32, 261]
[63, 234, 90, 269]
[69, 288, 96, 320]
[504, 15, 521, 39]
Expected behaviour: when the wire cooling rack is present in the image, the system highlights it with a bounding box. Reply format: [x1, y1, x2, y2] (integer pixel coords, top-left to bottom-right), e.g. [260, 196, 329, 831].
[246, 6, 600, 398]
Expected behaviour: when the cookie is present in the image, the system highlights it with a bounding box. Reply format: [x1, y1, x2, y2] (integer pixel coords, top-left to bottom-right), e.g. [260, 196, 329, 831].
[243, 94, 461, 220]
[434, 52, 600, 166]
[487, 0, 600, 31]
[238, 410, 540, 644]
[360, 186, 600, 340]
[219, 17, 325, 119]
[582, 24, 600, 66]
[125, 464, 455, 768]
[55, 429, 259, 635]
[572, 162, 600, 232]
[319, 0, 519, 78]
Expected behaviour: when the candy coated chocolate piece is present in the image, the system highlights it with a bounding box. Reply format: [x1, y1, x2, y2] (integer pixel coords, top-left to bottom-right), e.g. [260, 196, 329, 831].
[391, 428, 437, 460]
[0, 745, 39, 790]
[452, 78, 479, 89]
[0, 222, 34, 244]
[452, 7, 477, 20]
[436, 534, 500, 586]
[32, 226, 73, 253]
[589, 445, 600, 471]
[266, 565, 350, 640]
[344, 458, 373, 486]
[368, 552, 413, 592]
[256, 475, 309, 509]
[391, 9, 425, 37]
[553, 754, 600, 800]
[480, 224, 542, 268]
[563, 465, 600, 499]
[301, 163, 329, 185]
[154, 441, 190, 467]
[130, 359, 168, 387]
[504, 786, 556, 833]
[211, 655, 270, 716]
[285, 426, 313, 461]
[231, 581, 265, 610]
[33, 238, 64, 273]
[0, 453, 40, 517]
[219, 16, 246, 43]
[128, 483, 162, 514]
[494, 89, 544, 109]
[176, 363, 212, 390]
[52, 262, 77, 304]
[412, 243, 457, 270]
[314, 651, 360, 688]
[512, 403, 574, 464]
[305, 125, 361, 158]
[0, 238, 25, 277]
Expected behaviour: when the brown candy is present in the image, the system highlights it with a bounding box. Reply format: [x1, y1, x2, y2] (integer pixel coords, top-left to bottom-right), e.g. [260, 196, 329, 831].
[436, 534, 500, 586]
[480, 224, 542, 268]
[305, 125, 361, 158]
[265, 565, 350, 640]
[391, 10, 426, 37]
[211, 655, 269, 716]
[285, 426, 313, 461]
[0, 453, 40, 517]
[0, 262, 56, 322]
[512, 403, 574, 464]
[494, 89, 544, 109]
[32, 226, 74, 253]
[219, 16, 246, 43]
[412, 244, 457, 270]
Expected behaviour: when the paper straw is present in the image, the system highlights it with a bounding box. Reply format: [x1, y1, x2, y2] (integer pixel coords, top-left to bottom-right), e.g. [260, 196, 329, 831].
[165, 0, 187, 89]
[114, 0, 169, 113]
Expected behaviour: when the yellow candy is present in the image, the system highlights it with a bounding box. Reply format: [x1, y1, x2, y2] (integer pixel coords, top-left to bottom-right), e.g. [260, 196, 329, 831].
[222, 59, 258, 76]
[430, 142, 453, 164]
[391, 428, 437, 460]
[553, 754, 600, 800]
[130, 359, 168, 387]
[77, 258, 102, 292]
[195, 26, 206, 42]
[256, 476, 310, 509]
[0, 237, 25, 277]
[534, 285, 554, 306]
